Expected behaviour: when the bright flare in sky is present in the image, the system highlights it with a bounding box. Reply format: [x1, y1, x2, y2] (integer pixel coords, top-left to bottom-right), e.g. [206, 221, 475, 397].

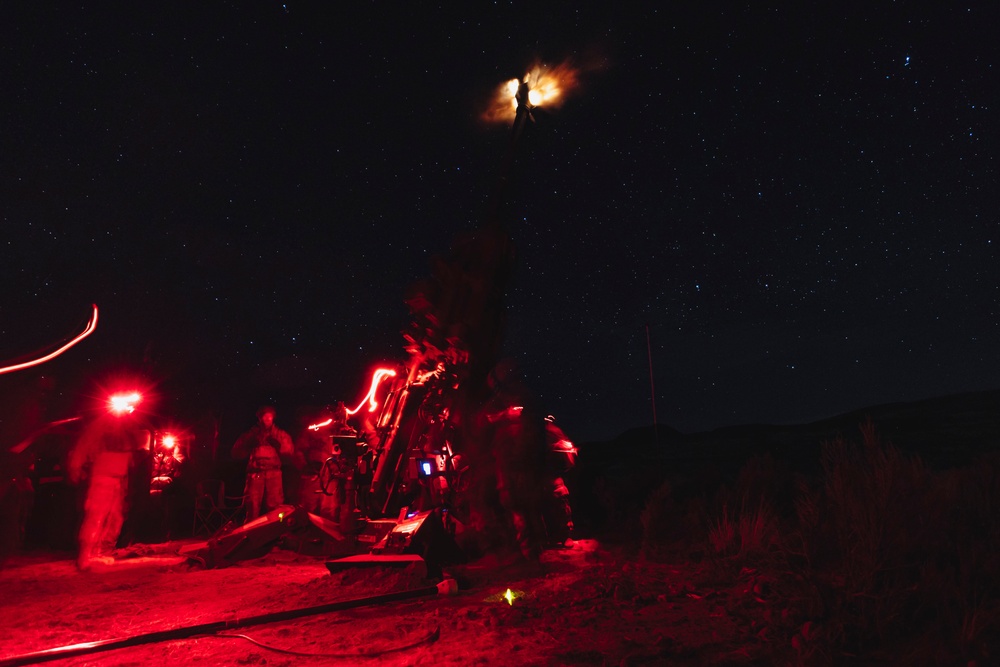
[482, 60, 580, 123]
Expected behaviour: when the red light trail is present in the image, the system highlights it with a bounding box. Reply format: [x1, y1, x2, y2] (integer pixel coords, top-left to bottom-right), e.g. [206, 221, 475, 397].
[308, 367, 398, 431]
[346, 368, 397, 415]
[0, 304, 99, 375]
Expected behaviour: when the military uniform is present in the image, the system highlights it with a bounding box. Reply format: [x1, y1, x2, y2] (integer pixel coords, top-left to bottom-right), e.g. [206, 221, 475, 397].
[232, 415, 293, 522]
[68, 415, 150, 570]
[296, 426, 352, 517]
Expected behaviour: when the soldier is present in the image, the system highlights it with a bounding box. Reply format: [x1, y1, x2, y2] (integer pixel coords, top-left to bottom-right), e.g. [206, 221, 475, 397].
[482, 361, 548, 562]
[295, 403, 355, 528]
[231, 406, 293, 522]
[487, 403, 548, 561]
[68, 393, 151, 571]
[543, 415, 577, 548]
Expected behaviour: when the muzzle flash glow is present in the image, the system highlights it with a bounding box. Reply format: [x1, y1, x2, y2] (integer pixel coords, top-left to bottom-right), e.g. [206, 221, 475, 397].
[482, 60, 581, 124]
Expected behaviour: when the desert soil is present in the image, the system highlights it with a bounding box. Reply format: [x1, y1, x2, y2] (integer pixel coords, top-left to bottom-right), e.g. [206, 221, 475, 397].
[0, 537, 773, 667]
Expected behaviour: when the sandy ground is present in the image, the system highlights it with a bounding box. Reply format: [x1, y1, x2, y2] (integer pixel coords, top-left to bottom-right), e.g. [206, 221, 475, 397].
[0, 537, 765, 667]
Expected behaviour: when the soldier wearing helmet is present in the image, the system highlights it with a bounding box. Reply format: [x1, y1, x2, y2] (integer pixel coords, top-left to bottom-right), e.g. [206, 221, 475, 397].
[231, 405, 293, 522]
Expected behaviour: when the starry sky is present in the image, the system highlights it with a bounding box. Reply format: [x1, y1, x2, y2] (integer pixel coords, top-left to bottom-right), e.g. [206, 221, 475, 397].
[2, 3, 997, 443]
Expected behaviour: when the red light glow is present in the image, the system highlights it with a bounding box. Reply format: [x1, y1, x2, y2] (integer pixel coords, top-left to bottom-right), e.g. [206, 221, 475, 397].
[347, 368, 397, 415]
[307, 418, 333, 432]
[108, 392, 142, 415]
[306, 368, 398, 431]
[0, 304, 99, 375]
[161, 434, 177, 449]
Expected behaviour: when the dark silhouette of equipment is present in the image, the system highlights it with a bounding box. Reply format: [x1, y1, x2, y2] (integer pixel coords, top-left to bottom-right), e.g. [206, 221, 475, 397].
[327, 507, 464, 579]
[183, 491, 467, 577]
[333, 70, 555, 566]
[194, 504, 299, 567]
[179, 70, 558, 572]
[191, 479, 244, 537]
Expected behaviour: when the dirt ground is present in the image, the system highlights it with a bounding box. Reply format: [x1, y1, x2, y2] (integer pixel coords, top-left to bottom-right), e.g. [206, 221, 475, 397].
[0, 536, 774, 667]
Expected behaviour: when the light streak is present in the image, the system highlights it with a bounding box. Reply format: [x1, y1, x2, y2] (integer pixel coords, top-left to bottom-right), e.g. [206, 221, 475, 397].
[307, 418, 333, 432]
[0, 304, 99, 375]
[9, 416, 81, 455]
[346, 368, 397, 415]
[307, 367, 398, 430]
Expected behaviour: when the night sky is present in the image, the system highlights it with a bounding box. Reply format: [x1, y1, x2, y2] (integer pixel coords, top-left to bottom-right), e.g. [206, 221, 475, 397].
[2, 3, 997, 443]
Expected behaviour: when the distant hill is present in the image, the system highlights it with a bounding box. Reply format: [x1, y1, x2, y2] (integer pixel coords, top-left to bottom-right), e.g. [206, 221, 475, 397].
[583, 388, 1000, 475]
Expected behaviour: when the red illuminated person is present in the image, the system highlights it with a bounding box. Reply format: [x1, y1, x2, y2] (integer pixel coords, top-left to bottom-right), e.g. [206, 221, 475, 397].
[482, 361, 548, 562]
[543, 415, 577, 548]
[231, 406, 293, 522]
[295, 402, 355, 528]
[68, 393, 151, 571]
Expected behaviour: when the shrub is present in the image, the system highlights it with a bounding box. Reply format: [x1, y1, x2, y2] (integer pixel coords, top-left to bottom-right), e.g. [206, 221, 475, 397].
[708, 496, 778, 559]
[702, 454, 785, 561]
[638, 477, 715, 561]
[810, 421, 931, 642]
[790, 420, 999, 662]
[907, 453, 1000, 661]
[632, 421, 998, 663]
[730, 451, 797, 521]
